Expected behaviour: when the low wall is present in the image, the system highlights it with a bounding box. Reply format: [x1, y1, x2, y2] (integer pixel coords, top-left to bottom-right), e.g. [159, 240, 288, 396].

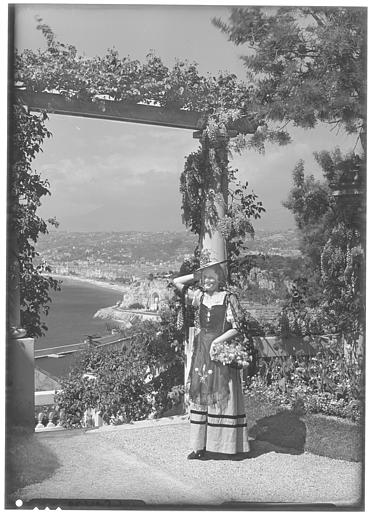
[254, 335, 321, 358]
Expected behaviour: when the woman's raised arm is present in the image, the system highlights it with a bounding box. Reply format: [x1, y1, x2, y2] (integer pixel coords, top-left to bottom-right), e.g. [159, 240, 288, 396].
[172, 273, 198, 293]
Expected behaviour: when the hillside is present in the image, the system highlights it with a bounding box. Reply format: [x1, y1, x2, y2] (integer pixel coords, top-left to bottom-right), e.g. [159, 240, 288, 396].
[36, 229, 301, 266]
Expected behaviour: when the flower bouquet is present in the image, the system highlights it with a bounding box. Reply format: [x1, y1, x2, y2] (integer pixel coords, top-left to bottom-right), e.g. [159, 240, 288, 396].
[210, 339, 253, 369]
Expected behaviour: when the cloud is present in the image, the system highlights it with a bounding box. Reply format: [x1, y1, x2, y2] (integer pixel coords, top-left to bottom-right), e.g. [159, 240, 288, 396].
[34, 101, 359, 233]
[41, 169, 185, 231]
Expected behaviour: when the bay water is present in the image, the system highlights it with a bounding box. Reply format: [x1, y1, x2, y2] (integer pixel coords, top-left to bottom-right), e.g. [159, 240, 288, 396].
[36, 277, 124, 351]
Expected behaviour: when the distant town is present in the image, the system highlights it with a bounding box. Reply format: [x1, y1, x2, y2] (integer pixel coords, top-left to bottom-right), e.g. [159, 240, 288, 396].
[35, 229, 301, 281]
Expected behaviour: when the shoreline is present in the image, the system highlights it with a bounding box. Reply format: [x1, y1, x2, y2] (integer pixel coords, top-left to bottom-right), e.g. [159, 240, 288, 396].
[44, 273, 129, 295]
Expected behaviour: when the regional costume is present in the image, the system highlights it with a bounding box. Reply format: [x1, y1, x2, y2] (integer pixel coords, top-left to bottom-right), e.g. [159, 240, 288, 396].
[187, 289, 249, 455]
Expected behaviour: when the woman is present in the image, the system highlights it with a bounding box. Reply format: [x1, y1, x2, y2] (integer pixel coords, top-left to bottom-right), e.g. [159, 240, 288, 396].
[173, 261, 250, 460]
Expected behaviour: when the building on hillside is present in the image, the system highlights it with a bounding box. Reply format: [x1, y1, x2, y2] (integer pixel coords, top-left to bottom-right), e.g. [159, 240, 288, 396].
[119, 277, 171, 311]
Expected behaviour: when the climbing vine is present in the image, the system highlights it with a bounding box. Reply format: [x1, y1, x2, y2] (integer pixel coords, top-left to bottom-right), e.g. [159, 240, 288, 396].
[9, 103, 61, 337]
[16, 17, 258, 115]
[180, 117, 265, 278]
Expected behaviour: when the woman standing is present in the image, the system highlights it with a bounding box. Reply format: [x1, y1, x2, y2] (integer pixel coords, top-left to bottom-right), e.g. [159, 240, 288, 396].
[173, 261, 250, 460]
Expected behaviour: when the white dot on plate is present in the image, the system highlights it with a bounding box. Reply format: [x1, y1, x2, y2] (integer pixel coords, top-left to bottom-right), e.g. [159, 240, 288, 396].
[15, 499, 23, 507]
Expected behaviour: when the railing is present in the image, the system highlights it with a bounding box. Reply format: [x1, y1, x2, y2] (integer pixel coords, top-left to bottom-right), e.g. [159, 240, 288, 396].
[35, 408, 104, 431]
[35, 334, 132, 360]
[35, 381, 107, 431]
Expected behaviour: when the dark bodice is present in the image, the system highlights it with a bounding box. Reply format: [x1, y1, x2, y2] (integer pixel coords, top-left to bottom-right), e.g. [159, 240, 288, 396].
[199, 299, 232, 335]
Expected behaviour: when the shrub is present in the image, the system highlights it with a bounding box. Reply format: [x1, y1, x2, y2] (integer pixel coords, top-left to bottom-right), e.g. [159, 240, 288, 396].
[55, 305, 185, 427]
[246, 337, 364, 423]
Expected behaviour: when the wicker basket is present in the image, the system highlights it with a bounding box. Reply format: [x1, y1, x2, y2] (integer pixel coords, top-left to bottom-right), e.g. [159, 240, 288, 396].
[211, 339, 252, 369]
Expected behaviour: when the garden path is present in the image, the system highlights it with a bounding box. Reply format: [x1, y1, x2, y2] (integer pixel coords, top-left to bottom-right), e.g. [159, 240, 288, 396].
[11, 417, 362, 508]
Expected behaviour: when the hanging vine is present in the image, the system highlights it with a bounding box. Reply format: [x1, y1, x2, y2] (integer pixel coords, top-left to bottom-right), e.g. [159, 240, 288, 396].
[9, 103, 61, 337]
[180, 111, 266, 276]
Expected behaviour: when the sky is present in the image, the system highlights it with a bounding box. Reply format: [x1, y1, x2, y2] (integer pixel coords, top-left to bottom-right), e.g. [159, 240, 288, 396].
[12, 3, 360, 233]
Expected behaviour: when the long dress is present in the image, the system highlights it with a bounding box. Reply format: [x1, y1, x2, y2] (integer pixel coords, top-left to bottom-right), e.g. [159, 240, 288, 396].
[187, 289, 249, 455]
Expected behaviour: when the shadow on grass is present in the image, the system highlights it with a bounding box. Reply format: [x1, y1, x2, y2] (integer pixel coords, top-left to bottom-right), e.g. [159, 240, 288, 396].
[244, 395, 363, 462]
[248, 410, 307, 455]
[6, 428, 61, 502]
[247, 410, 364, 462]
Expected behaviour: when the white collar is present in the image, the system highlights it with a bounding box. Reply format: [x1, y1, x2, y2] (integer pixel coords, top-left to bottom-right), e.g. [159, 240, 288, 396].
[202, 290, 227, 306]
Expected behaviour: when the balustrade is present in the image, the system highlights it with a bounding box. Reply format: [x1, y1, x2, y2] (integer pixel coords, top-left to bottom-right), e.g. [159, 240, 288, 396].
[34, 402, 104, 431]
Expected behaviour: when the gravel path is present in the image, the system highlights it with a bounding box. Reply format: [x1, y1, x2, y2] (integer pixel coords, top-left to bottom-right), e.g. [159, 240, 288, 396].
[11, 417, 362, 508]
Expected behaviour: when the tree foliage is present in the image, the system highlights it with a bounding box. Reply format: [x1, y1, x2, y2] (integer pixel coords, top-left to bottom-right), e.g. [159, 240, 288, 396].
[214, 7, 365, 340]
[214, 6, 366, 152]
[283, 159, 333, 273]
[9, 103, 61, 337]
[283, 153, 364, 338]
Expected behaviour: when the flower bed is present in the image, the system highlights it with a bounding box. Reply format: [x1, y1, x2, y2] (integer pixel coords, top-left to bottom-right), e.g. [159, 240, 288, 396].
[246, 337, 364, 423]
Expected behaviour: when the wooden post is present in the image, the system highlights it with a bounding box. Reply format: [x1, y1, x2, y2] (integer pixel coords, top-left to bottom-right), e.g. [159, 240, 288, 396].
[199, 135, 229, 262]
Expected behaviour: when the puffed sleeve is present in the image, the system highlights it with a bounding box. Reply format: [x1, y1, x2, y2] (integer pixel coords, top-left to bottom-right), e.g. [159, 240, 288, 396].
[226, 293, 245, 330]
[227, 294, 262, 339]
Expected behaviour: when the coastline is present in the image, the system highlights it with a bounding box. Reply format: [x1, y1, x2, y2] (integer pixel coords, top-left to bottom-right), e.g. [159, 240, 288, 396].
[45, 273, 163, 325]
[44, 273, 128, 295]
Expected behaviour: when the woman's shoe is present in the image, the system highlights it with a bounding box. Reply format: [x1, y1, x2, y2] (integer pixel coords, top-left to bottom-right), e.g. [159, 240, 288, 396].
[187, 449, 206, 460]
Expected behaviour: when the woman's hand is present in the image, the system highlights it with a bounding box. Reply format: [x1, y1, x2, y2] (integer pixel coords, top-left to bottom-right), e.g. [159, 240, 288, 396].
[210, 338, 222, 358]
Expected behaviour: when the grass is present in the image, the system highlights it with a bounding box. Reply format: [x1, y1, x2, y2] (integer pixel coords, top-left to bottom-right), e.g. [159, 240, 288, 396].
[244, 395, 363, 462]
[6, 427, 61, 499]
[304, 414, 363, 462]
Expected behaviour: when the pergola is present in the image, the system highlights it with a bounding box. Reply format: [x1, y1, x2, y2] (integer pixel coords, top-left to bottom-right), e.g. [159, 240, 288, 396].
[10, 89, 253, 428]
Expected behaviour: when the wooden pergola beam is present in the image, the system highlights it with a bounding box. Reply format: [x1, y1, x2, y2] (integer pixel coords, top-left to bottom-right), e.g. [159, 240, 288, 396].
[15, 90, 207, 131]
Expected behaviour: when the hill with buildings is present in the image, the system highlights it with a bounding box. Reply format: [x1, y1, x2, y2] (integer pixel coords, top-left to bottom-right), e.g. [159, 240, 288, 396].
[36, 229, 301, 277]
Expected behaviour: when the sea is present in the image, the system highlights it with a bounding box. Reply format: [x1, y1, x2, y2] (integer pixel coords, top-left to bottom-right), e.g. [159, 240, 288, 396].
[36, 277, 124, 351]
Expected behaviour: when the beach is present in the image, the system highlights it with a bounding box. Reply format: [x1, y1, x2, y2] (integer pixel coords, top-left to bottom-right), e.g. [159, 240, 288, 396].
[47, 273, 131, 295]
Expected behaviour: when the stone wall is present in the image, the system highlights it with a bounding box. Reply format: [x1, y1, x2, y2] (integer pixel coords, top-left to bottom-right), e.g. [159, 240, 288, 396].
[118, 278, 171, 311]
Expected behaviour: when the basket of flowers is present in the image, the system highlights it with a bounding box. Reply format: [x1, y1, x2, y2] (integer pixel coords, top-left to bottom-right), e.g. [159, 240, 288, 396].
[210, 339, 253, 369]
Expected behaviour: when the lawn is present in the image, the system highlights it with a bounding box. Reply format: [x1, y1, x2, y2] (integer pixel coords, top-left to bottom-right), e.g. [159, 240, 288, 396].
[244, 395, 363, 462]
